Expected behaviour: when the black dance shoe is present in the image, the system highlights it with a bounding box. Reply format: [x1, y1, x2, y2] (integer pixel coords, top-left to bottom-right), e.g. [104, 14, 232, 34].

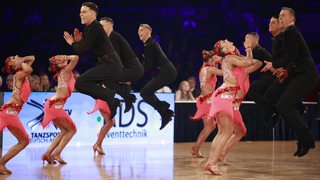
[124, 94, 137, 113]
[159, 109, 174, 130]
[294, 140, 315, 157]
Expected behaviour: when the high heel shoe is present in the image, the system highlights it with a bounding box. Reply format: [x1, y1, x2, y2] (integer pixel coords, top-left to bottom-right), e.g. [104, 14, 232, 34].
[4, 167, 11, 175]
[51, 156, 67, 164]
[41, 154, 56, 165]
[204, 164, 222, 175]
[0, 165, 12, 175]
[191, 151, 206, 158]
[93, 145, 106, 155]
[0, 165, 8, 175]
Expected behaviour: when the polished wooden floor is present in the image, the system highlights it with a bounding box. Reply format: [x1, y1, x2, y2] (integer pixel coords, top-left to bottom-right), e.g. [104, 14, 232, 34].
[0, 141, 319, 180]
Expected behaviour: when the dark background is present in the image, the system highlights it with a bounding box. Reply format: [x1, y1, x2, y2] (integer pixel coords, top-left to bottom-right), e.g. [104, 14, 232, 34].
[1, 0, 319, 92]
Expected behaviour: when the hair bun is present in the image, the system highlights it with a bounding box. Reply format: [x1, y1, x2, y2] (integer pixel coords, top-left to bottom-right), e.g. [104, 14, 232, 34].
[202, 50, 213, 60]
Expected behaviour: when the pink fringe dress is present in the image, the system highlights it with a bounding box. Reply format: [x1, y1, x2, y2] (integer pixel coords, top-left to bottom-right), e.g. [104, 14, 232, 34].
[87, 99, 111, 115]
[191, 65, 217, 121]
[41, 74, 76, 131]
[208, 57, 249, 135]
[0, 77, 31, 141]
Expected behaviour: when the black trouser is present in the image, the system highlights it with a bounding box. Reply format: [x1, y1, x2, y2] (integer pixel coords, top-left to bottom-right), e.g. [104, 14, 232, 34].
[277, 72, 318, 141]
[104, 57, 144, 98]
[263, 79, 286, 123]
[75, 57, 122, 105]
[248, 74, 277, 123]
[140, 61, 177, 110]
[266, 71, 318, 141]
[113, 57, 144, 82]
[247, 75, 275, 105]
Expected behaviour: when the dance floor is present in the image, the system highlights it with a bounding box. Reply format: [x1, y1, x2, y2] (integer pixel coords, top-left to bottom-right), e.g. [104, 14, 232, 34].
[0, 141, 319, 180]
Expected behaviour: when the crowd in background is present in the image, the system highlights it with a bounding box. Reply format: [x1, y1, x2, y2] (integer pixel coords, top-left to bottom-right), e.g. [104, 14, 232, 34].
[0, 71, 80, 92]
[0, 1, 319, 101]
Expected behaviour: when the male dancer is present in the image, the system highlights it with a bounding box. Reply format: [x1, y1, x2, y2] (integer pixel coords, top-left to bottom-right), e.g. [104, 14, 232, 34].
[244, 30, 276, 127]
[262, 7, 319, 157]
[63, 2, 122, 119]
[138, 24, 177, 130]
[100, 17, 144, 113]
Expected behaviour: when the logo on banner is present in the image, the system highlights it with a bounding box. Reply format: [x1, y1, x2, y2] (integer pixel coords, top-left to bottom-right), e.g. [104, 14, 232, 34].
[25, 99, 72, 130]
[25, 99, 72, 144]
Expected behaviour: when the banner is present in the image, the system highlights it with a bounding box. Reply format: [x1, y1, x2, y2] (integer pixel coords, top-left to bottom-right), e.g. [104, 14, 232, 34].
[2, 92, 174, 147]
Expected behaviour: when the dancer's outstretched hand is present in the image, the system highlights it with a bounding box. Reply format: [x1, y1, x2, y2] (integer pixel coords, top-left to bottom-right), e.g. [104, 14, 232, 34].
[261, 61, 273, 72]
[73, 28, 82, 42]
[63, 31, 74, 45]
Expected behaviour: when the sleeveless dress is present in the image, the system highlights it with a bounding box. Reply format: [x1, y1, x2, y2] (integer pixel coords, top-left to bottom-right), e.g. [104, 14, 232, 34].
[41, 73, 76, 131]
[208, 56, 248, 135]
[191, 65, 217, 120]
[0, 76, 31, 141]
[231, 65, 249, 136]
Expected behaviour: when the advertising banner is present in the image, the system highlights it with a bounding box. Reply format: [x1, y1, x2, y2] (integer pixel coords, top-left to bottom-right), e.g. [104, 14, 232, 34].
[2, 92, 174, 147]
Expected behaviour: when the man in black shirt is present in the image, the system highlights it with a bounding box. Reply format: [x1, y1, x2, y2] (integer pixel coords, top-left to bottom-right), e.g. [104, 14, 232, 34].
[244, 31, 276, 126]
[244, 32, 273, 84]
[100, 17, 144, 113]
[63, 2, 122, 119]
[138, 24, 177, 130]
[262, 7, 319, 157]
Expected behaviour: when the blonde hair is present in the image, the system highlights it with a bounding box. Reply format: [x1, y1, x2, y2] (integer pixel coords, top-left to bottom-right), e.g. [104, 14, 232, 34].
[139, 23, 152, 32]
[178, 80, 189, 91]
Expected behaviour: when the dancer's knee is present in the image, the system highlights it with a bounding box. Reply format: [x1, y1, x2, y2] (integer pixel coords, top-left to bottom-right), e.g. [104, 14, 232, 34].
[140, 89, 148, 99]
[234, 128, 245, 139]
[19, 137, 29, 148]
[136, 69, 144, 80]
[277, 99, 291, 114]
[204, 125, 215, 133]
[106, 119, 115, 126]
[69, 129, 76, 136]
[110, 119, 115, 125]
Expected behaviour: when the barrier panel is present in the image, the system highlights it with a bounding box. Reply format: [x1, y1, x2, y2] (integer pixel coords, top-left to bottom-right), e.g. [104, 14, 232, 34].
[174, 101, 320, 142]
[1, 92, 175, 147]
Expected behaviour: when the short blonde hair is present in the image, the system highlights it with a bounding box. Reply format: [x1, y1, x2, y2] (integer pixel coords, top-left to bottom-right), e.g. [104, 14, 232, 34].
[139, 23, 152, 32]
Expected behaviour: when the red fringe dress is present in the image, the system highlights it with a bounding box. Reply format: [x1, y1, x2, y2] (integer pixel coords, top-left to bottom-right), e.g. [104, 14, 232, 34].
[41, 73, 76, 131]
[0, 77, 31, 141]
[87, 99, 111, 115]
[208, 57, 249, 136]
[191, 64, 218, 121]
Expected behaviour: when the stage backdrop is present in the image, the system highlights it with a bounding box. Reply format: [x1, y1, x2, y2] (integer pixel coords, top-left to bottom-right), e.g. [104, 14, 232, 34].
[2, 92, 175, 147]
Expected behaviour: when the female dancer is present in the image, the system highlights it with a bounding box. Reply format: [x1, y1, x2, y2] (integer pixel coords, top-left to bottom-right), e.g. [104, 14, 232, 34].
[41, 55, 79, 164]
[87, 86, 115, 155]
[190, 50, 222, 158]
[0, 55, 35, 175]
[219, 41, 262, 166]
[205, 39, 261, 175]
